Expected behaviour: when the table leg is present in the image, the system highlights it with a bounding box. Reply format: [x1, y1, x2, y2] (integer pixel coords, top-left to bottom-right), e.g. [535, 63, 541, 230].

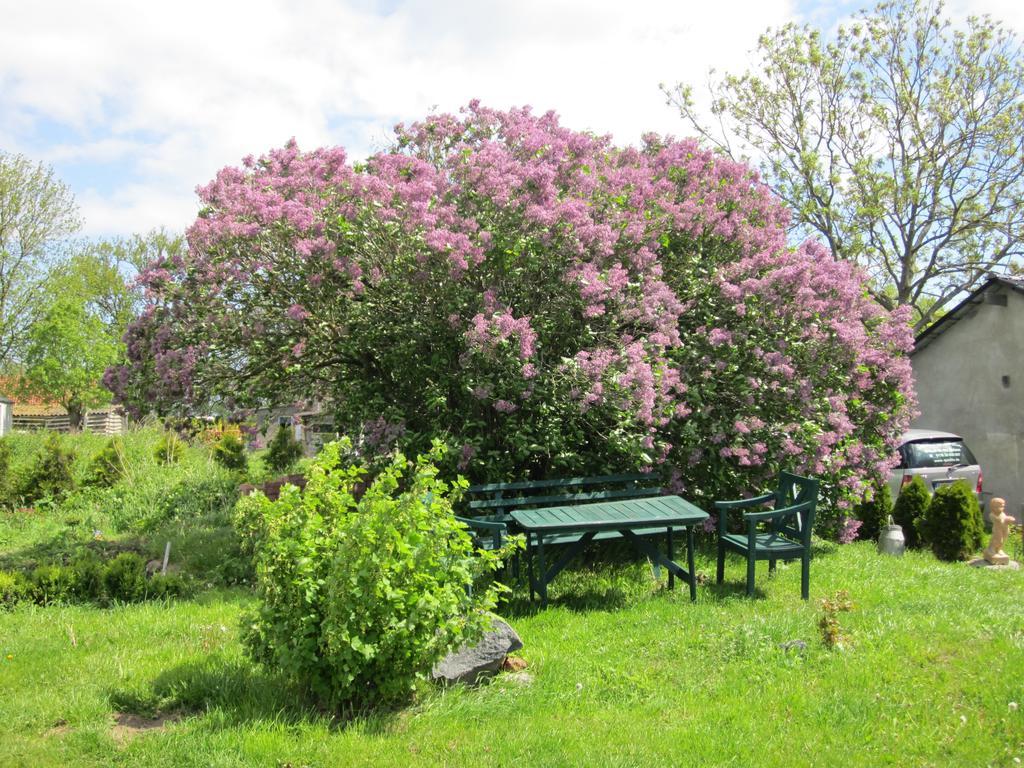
[667, 527, 675, 590]
[527, 533, 536, 602]
[687, 526, 697, 602]
[537, 535, 547, 607]
[621, 529, 698, 602]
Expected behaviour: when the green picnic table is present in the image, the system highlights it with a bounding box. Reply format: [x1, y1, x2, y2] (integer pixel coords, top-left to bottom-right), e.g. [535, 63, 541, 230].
[511, 495, 709, 606]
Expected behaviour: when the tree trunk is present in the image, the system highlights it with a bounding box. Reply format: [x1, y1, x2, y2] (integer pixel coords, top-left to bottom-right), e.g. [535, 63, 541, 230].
[66, 400, 85, 432]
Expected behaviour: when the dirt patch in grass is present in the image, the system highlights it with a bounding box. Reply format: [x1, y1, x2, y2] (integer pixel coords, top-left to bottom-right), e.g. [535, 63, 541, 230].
[111, 712, 181, 744]
[44, 718, 72, 738]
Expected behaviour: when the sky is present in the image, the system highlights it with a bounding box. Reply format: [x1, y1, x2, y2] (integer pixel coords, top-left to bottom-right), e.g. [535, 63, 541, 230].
[2, 0, 1023, 239]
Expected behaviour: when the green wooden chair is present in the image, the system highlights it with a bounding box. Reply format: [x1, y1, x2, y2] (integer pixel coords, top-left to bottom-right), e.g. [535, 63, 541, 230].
[715, 471, 820, 599]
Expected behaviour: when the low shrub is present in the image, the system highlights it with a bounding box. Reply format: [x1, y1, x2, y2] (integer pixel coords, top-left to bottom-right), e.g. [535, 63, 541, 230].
[18, 433, 77, 504]
[854, 480, 893, 542]
[0, 569, 28, 608]
[154, 431, 185, 465]
[213, 433, 248, 473]
[920, 481, 983, 562]
[893, 476, 930, 548]
[265, 426, 303, 475]
[86, 438, 128, 487]
[1, 550, 190, 608]
[819, 590, 854, 650]
[236, 439, 509, 709]
[29, 564, 76, 605]
[103, 553, 149, 603]
[69, 550, 106, 599]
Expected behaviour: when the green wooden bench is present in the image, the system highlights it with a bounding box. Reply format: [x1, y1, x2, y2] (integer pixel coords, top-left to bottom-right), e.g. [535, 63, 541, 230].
[455, 474, 663, 549]
[455, 474, 709, 605]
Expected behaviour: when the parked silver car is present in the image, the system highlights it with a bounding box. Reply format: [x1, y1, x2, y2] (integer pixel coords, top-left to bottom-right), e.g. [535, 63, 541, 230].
[888, 429, 982, 500]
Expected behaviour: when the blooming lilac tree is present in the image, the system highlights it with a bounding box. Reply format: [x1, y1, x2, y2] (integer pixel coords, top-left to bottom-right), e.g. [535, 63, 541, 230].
[106, 103, 915, 534]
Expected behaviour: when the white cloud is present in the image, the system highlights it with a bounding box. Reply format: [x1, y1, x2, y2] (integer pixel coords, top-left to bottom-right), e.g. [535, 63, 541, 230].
[0, 0, 833, 237]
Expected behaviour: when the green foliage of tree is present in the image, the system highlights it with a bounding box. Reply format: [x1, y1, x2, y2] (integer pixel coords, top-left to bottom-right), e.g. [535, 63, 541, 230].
[0, 152, 79, 367]
[19, 294, 118, 430]
[264, 425, 303, 475]
[73, 229, 185, 336]
[667, 0, 1024, 330]
[855, 479, 893, 541]
[921, 480, 983, 561]
[235, 439, 508, 709]
[893, 475, 930, 548]
[213, 432, 248, 473]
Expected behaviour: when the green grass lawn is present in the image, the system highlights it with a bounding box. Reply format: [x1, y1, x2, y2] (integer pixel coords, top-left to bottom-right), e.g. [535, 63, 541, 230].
[2, 542, 1023, 767]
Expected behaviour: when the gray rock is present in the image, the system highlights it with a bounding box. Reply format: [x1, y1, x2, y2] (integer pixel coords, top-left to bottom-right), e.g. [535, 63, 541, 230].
[432, 616, 523, 686]
[779, 639, 807, 653]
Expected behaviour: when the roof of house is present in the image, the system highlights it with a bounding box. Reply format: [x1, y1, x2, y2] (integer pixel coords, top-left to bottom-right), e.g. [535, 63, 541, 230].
[12, 403, 68, 417]
[0, 376, 55, 407]
[913, 275, 1024, 354]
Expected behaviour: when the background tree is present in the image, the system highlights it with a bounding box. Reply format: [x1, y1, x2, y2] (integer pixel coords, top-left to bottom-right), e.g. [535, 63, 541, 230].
[0, 152, 79, 367]
[20, 293, 118, 430]
[666, 0, 1024, 330]
[69, 230, 184, 340]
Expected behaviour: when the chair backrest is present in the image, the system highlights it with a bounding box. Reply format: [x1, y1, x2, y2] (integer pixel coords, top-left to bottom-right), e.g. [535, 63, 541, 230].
[460, 474, 662, 523]
[773, 471, 820, 545]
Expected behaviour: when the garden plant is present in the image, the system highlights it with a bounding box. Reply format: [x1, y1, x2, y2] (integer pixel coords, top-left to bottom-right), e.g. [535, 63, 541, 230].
[235, 439, 508, 708]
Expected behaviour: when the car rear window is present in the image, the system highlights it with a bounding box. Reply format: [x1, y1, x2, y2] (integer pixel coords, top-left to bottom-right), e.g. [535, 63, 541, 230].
[904, 439, 977, 469]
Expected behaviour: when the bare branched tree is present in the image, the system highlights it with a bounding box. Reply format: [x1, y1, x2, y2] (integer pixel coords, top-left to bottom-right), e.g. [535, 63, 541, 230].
[665, 0, 1024, 330]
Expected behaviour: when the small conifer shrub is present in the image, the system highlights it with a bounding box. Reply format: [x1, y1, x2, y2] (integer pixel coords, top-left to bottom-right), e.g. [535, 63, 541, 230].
[265, 425, 303, 475]
[893, 476, 930, 548]
[921, 481, 983, 561]
[154, 431, 185, 465]
[18, 433, 76, 503]
[855, 479, 893, 542]
[213, 433, 248, 473]
[86, 437, 127, 487]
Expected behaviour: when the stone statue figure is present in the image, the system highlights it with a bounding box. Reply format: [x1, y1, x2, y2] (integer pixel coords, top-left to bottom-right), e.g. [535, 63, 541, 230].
[984, 497, 1013, 566]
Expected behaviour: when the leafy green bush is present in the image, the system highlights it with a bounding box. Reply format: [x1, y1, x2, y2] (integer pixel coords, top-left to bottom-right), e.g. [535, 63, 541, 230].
[85, 437, 127, 487]
[0, 569, 28, 608]
[893, 476, 930, 548]
[265, 426, 303, 475]
[920, 481, 983, 562]
[29, 564, 76, 604]
[103, 553, 149, 602]
[854, 480, 893, 542]
[154, 431, 185, 465]
[236, 439, 508, 709]
[18, 433, 77, 504]
[69, 550, 106, 600]
[213, 433, 247, 473]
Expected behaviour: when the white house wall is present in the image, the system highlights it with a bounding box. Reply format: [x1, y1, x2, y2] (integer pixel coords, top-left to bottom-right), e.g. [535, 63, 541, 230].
[911, 285, 1024, 521]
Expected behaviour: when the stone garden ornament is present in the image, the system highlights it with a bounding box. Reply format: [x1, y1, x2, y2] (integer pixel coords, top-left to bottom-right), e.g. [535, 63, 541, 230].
[984, 498, 1014, 566]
